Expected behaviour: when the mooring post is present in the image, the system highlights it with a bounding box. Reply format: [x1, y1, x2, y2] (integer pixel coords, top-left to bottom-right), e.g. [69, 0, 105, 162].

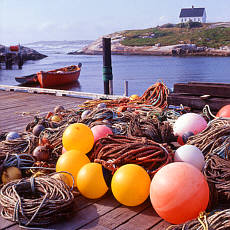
[124, 80, 128, 96]
[103, 37, 113, 95]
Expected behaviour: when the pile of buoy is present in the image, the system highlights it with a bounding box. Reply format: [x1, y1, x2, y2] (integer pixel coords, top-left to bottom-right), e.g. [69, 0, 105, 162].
[0, 81, 230, 229]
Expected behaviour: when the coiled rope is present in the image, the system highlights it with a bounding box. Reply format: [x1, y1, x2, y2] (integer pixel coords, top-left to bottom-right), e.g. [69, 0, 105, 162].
[187, 119, 230, 158]
[167, 209, 230, 230]
[0, 173, 74, 227]
[90, 135, 173, 177]
[203, 154, 230, 201]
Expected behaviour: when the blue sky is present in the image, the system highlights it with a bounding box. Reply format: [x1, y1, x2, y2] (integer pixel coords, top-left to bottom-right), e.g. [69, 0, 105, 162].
[1, 0, 230, 45]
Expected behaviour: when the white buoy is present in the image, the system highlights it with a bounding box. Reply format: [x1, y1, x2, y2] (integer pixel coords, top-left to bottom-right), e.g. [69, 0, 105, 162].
[174, 145, 205, 171]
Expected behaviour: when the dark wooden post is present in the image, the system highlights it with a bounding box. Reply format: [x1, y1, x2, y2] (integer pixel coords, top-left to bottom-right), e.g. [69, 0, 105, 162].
[103, 37, 113, 95]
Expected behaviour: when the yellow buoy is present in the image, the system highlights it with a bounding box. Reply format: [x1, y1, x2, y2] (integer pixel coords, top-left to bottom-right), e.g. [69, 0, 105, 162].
[130, 94, 139, 100]
[62, 123, 94, 153]
[77, 163, 108, 199]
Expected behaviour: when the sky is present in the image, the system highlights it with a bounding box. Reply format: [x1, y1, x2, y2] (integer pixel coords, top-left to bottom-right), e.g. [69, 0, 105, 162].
[1, 0, 230, 45]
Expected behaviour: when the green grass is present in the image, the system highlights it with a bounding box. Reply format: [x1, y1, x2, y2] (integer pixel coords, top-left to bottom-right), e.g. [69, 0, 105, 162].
[120, 25, 230, 48]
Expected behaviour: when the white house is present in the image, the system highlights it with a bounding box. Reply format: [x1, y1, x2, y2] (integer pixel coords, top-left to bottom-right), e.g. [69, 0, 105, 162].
[179, 6, 207, 23]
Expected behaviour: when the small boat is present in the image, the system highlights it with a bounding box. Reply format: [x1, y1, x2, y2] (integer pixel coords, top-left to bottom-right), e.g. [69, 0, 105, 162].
[15, 74, 38, 85]
[37, 63, 82, 88]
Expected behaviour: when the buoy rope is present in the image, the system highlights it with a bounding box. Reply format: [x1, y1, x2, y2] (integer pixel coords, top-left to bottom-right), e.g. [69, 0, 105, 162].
[203, 105, 217, 120]
[203, 104, 230, 121]
[197, 212, 209, 230]
[0, 172, 74, 227]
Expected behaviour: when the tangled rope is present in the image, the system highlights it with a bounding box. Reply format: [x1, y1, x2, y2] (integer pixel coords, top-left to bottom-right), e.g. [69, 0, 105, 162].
[167, 209, 230, 230]
[0, 173, 74, 227]
[203, 154, 230, 201]
[3, 153, 35, 169]
[0, 133, 38, 157]
[140, 81, 169, 109]
[126, 113, 175, 143]
[187, 119, 230, 158]
[90, 135, 173, 177]
[81, 81, 169, 110]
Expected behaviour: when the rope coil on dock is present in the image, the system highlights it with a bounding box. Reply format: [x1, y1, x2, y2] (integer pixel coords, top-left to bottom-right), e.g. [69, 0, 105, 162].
[0, 173, 74, 227]
[90, 135, 173, 177]
[167, 209, 230, 230]
[187, 118, 230, 158]
[203, 154, 230, 201]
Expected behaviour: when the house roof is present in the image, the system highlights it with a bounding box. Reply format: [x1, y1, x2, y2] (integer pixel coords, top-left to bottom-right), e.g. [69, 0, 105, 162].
[179, 8, 205, 18]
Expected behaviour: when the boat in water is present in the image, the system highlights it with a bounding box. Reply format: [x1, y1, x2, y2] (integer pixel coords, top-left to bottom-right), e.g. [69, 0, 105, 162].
[37, 63, 82, 88]
[15, 74, 38, 85]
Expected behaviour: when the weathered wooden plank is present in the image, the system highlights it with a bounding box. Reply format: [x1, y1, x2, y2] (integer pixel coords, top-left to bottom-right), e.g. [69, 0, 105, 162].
[49, 194, 121, 230]
[188, 81, 230, 86]
[0, 93, 86, 107]
[80, 201, 150, 230]
[0, 218, 17, 229]
[150, 220, 171, 230]
[0, 91, 87, 132]
[114, 206, 162, 230]
[173, 83, 230, 98]
[168, 93, 230, 111]
[0, 85, 124, 100]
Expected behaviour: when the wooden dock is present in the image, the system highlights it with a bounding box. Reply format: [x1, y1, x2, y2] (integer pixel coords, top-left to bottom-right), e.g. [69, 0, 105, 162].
[0, 89, 171, 230]
[168, 82, 230, 112]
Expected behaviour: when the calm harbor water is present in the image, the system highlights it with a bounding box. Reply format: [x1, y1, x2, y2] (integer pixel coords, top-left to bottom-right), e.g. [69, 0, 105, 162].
[0, 41, 230, 96]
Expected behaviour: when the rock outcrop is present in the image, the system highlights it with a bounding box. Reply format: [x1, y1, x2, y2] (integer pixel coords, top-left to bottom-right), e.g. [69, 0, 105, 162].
[0, 44, 47, 60]
[68, 32, 230, 57]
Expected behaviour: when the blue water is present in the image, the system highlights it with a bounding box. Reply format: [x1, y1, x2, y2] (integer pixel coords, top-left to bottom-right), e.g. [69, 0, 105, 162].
[0, 41, 230, 96]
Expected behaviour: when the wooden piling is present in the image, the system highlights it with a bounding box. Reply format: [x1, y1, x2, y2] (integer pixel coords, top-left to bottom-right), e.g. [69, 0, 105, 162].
[103, 37, 113, 95]
[124, 80, 128, 96]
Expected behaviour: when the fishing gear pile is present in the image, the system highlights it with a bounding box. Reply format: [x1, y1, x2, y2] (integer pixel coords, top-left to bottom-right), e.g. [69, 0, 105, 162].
[81, 81, 169, 110]
[90, 135, 173, 177]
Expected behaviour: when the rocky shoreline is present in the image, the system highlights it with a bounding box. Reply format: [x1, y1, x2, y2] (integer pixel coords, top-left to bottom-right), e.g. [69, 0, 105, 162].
[69, 33, 230, 57]
[0, 45, 47, 61]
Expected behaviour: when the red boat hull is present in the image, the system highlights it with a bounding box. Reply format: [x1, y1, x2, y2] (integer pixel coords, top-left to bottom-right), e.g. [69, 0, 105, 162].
[37, 65, 81, 88]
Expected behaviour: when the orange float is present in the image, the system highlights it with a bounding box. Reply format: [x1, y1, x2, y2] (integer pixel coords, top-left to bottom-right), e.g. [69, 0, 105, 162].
[150, 162, 209, 224]
[62, 123, 94, 153]
[56, 149, 90, 187]
[111, 164, 151, 206]
[77, 163, 108, 199]
[216, 105, 230, 118]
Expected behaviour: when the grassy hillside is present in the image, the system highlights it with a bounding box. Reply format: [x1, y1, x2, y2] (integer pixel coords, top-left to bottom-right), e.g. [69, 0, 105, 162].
[120, 23, 230, 48]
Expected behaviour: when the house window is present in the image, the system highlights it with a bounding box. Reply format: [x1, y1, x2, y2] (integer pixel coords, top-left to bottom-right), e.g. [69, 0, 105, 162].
[198, 18, 201, 22]
[194, 18, 196, 21]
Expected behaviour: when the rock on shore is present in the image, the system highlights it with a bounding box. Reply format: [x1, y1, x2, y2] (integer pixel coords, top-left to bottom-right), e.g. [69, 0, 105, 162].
[0, 44, 47, 60]
[68, 32, 230, 57]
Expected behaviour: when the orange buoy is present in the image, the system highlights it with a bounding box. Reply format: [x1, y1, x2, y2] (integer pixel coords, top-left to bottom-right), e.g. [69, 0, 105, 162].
[62, 123, 94, 153]
[150, 162, 209, 224]
[216, 105, 230, 118]
[56, 149, 90, 187]
[77, 163, 108, 199]
[111, 164, 151, 206]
